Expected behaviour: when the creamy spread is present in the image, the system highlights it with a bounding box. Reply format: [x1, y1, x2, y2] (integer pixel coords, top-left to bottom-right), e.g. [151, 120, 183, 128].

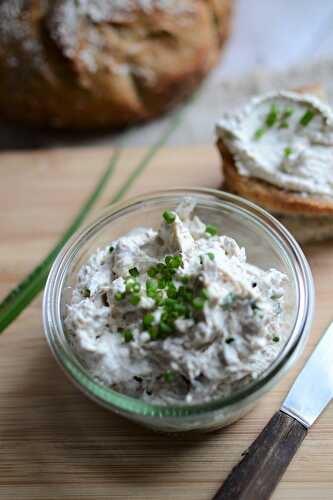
[216, 90, 333, 196]
[65, 200, 287, 404]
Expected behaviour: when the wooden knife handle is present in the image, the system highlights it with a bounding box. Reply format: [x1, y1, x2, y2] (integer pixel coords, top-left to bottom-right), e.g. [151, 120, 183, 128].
[212, 410, 308, 500]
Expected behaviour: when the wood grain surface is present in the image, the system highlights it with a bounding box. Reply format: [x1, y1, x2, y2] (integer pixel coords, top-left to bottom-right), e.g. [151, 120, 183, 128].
[0, 145, 332, 500]
[213, 411, 308, 500]
[3, 0, 333, 152]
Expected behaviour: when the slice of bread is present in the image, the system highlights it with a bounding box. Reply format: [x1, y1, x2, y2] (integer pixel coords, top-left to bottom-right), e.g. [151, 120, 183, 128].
[217, 85, 333, 242]
[218, 137, 333, 216]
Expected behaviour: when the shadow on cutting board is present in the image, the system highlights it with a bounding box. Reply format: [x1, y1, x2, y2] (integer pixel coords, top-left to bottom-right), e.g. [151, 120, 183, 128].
[0, 122, 118, 151]
[1, 339, 227, 491]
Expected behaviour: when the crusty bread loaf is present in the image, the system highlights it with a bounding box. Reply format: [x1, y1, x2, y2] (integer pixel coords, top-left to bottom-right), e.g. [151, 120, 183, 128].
[0, 0, 232, 130]
[217, 85, 333, 243]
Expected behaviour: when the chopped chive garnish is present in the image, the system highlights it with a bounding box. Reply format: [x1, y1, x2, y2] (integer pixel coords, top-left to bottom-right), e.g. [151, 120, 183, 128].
[154, 291, 164, 305]
[123, 330, 133, 343]
[206, 224, 218, 236]
[163, 210, 176, 224]
[282, 107, 294, 120]
[159, 321, 173, 335]
[147, 267, 158, 278]
[266, 104, 278, 127]
[254, 128, 265, 140]
[115, 246, 245, 343]
[164, 298, 177, 308]
[284, 146, 292, 158]
[126, 278, 136, 293]
[146, 279, 158, 298]
[165, 255, 182, 269]
[174, 303, 186, 315]
[130, 294, 140, 306]
[109, 246, 114, 254]
[184, 290, 193, 302]
[192, 298, 204, 311]
[166, 269, 176, 280]
[300, 109, 315, 126]
[273, 335, 280, 343]
[226, 337, 235, 344]
[129, 267, 139, 277]
[157, 277, 166, 289]
[143, 313, 154, 328]
[179, 287, 191, 302]
[148, 326, 159, 340]
[172, 255, 182, 268]
[271, 293, 280, 300]
[115, 291, 125, 301]
[82, 288, 91, 298]
[146, 279, 157, 290]
[163, 371, 175, 383]
[167, 283, 177, 298]
[165, 256, 172, 266]
[278, 108, 294, 129]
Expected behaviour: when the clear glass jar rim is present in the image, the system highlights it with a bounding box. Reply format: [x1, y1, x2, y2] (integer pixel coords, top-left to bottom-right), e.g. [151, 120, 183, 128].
[43, 188, 314, 417]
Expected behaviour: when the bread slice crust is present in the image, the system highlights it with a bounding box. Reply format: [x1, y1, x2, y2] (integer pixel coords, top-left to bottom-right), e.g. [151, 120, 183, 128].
[217, 85, 333, 217]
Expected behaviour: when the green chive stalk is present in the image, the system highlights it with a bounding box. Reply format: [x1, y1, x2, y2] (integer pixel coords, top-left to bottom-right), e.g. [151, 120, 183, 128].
[0, 150, 120, 334]
[109, 111, 182, 205]
[0, 110, 182, 334]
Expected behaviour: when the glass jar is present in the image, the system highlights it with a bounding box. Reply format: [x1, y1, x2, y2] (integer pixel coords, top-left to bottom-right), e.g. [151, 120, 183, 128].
[43, 189, 314, 432]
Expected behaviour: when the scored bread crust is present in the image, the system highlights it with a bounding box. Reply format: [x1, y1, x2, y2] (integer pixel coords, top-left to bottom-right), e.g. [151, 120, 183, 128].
[217, 84, 333, 217]
[0, 0, 233, 130]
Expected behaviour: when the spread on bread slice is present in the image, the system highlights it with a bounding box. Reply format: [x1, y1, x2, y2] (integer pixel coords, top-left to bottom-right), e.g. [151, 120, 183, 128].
[216, 85, 333, 242]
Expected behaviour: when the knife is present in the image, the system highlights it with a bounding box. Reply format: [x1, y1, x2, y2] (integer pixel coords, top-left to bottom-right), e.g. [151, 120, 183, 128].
[212, 320, 333, 500]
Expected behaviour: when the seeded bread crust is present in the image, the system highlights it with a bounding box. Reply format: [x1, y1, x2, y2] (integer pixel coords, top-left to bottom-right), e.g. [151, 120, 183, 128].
[0, 0, 233, 129]
[217, 85, 333, 217]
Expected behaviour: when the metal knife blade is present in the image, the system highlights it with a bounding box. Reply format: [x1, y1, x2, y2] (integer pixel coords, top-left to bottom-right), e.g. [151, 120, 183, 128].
[281, 320, 333, 429]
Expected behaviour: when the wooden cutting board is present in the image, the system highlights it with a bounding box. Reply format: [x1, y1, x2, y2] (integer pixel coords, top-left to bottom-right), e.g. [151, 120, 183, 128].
[0, 145, 332, 500]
